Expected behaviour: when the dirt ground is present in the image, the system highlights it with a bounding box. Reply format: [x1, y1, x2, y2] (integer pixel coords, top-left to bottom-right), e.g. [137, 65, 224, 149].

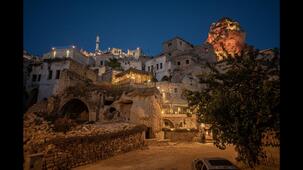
[73, 142, 279, 170]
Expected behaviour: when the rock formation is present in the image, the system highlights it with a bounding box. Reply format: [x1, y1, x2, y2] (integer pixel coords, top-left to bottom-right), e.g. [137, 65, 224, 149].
[206, 17, 246, 61]
[112, 88, 163, 137]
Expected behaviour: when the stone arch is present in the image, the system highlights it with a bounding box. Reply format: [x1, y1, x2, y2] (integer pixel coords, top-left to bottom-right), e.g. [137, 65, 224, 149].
[25, 88, 39, 110]
[163, 119, 174, 128]
[59, 98, 90, 123]
[161, 75, 169, 81]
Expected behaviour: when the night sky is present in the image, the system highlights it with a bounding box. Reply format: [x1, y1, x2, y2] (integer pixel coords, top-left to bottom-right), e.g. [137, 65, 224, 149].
[24, 0, 279, 56]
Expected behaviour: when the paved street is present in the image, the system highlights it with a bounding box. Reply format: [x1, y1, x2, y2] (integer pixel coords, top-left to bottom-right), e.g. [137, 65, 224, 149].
[73, 142, 279, 170]
[73, 142, 228, 170]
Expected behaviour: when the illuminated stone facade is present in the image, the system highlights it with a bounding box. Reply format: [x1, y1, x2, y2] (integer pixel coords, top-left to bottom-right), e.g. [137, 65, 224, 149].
[112, 68, 152, 86]
[206, 17, 246, 61]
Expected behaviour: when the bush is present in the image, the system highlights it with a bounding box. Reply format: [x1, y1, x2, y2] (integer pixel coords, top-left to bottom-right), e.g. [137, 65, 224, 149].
[53, 116, 76, 132]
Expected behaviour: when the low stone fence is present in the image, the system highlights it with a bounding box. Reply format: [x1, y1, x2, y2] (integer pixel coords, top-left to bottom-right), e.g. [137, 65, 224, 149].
[163, 128, 200, 142]
[26, 124, 147, 170]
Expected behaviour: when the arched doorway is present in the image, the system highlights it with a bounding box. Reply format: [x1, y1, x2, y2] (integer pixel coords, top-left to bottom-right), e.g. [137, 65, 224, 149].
[119, 99, 133, 121]
[25, 88, 39, 112]
[60, 99, 89, 123]
[163, 119, 174, 128]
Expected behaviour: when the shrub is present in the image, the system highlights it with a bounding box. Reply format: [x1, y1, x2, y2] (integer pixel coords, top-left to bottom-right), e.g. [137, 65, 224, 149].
[53, 116, 75, 132]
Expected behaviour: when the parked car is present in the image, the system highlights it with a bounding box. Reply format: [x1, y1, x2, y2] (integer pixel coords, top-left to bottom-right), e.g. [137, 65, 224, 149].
[192, 157, 239, 170]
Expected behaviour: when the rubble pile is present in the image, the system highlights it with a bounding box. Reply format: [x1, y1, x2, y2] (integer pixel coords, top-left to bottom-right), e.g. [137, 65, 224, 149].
[24, 111, 146, 169]
[24, 111, 140, 153]
[23, 112, 57, 154]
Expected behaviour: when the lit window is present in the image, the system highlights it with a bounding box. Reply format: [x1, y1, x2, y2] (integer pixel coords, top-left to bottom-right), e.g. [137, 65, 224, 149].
[66, 50, 70, 57]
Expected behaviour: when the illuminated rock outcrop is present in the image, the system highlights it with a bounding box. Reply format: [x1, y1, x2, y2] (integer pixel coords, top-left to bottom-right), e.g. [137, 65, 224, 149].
[206, 17, 246, 61]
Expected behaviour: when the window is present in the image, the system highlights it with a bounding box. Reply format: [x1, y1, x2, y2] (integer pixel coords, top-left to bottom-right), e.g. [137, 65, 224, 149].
[168, 42, 172, 47]
[160, 63, 163, 69]
[100, 61, 103, 66]
[180, 41, 182, 45]
[202, 165, 207, 170]
[151, 65, 154, 72]
[186, 60, 189, 64]
[37, 74, 41, 81]
[156, 64, 159, 70]
[32, 74, 37, 82]
[174, 88, 178, 93]
[48, 70, 53, 80]
[177, 61, 181, 65]
[56, 70, 61, 79]
[148, 66, 150, 72]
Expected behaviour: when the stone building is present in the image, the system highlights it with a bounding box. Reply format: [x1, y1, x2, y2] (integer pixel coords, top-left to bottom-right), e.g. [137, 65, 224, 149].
[111, 88, 163, 138]
[109, 47, 124, 57]
[155, 82, 188, 114]
[24, 35, 218, 140]
[119, 56, 142, 71]
[42, 46, 95, 66]
[145, 54, 171, 81]
[27, 51, 98, 103]
[127, 47, 142, 59]
[163, 36, 194, 53]
[112, 68, 153, 86]
[23, 51, 41, 111]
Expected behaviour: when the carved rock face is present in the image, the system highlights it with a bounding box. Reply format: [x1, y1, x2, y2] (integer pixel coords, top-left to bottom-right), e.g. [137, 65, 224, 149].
[206, 18, 246, 61]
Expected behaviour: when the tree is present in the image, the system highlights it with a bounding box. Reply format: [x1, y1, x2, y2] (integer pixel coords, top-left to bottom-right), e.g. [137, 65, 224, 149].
[186, 46, 280, 167]
[106, 58, 122, 70]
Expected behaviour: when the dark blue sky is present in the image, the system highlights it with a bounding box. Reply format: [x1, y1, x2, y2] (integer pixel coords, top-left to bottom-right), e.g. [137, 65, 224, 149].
[24, 0, 279, 56]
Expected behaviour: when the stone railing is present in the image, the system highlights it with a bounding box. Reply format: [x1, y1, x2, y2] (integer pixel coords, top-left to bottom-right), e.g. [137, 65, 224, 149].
[25, 124, 147, 170]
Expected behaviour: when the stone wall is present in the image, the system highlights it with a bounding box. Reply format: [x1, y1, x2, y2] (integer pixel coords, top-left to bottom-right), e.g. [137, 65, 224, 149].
[34, 125, 146, 170]
[163, 129, 200, 142]
[69, 59, 97, 82]
[162, 114, 198, 129]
